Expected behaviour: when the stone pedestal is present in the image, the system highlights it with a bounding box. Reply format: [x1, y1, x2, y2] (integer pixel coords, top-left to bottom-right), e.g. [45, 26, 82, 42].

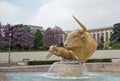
[54, 61, 83, 77]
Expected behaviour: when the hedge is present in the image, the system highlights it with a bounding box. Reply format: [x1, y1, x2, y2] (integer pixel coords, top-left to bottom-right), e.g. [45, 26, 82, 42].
[28, 60, 60, 65]
[86, 59, 112, 63]
[28, 59, 111, 65]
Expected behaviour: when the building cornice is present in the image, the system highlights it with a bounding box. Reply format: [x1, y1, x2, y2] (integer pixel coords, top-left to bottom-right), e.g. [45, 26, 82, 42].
[88, 26, 113, 32]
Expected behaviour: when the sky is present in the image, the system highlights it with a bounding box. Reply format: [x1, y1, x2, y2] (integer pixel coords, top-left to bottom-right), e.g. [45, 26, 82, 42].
[0, 0, 120, 30]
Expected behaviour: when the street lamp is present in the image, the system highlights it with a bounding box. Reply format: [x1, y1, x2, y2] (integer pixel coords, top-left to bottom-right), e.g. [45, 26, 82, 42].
[8, 33, 12, 67]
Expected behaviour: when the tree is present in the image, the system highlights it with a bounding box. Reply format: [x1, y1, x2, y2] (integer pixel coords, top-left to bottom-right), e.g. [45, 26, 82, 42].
[110, 23, 120, 48]
[106, 39, 111, 49]
[0, 23, 3, 50]
[33, 29, 43, 50]
[0, 24, 11, 46]
[0, 23, 33, 51]
[12, 26, 33, 47]
[44, 27, 63, 47]
[15, 24, 31, 32]
[97, 35, 104, 49]
[0, 23, 2, 41]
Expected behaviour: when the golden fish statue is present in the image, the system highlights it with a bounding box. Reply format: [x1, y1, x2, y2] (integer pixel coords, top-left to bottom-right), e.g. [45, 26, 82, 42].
[46, 16, 98, 77]
[56, 16, 98, 63]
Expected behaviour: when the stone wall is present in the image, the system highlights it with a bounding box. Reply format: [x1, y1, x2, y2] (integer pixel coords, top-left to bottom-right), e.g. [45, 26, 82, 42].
[0, 51, 61, 62]
[0, 65, 50, 72]
[86, 63, 120, 73]
[0, 63, 120, 73]
[0, 50, 120, 62]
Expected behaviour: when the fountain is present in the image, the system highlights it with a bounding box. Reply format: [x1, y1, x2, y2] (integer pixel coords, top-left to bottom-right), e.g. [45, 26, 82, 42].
[6, 16, 120, 81]
[46, 16, 98, 77]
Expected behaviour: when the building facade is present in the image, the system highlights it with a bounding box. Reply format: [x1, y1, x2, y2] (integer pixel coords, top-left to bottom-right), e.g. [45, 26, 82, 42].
[88, 26, 113, 44]
[62, 26, 114, 46]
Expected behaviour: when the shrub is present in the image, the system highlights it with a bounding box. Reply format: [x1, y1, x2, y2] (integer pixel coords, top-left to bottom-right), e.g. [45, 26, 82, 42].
[86, 59, 112, 63]
[28, 60, 60, 65]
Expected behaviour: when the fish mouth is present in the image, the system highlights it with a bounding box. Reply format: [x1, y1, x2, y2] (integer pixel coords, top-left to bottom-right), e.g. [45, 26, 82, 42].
[46, 52, 53, 59]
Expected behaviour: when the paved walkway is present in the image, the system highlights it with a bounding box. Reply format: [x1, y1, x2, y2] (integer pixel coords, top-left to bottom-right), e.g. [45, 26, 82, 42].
[0, 62, 20, 67]
[0, 72, 10, 81]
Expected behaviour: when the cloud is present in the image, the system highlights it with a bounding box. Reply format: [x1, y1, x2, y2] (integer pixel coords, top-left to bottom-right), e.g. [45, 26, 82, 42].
[28, 0, 120, 30]
[28, 0, 72, 29]
[0, 1, 22, 24]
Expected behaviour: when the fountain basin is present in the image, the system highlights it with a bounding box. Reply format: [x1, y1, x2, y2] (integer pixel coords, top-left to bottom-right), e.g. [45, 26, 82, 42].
[6, 72, 120, 81]
[54, 61, 83, 77]
[3, 62, 120, 81]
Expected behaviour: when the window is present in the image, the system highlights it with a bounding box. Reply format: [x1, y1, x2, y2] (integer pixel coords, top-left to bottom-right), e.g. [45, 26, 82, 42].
[97, 33, 100, 42]
[106, 32, 108, 41]
[101, 33, 104, 41]
[102, 33, 104, 37]
[93, 34, 96, 40]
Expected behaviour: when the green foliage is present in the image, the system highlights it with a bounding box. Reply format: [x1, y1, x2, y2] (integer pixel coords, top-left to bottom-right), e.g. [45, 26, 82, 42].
[110, 23, 120, 49]
[106, 39, 110, 47]
[30, 29, 36, 35]
[15, 24, 31, 32]
[28, 60, 59, 65]
[33, 29, 44, 50]
[97, 36, 104, 49]
[0, 46, 9, 51]
[28, 59, 111, 65]
[110, 42, 120, 49]
[105, 39, 112, 49]
[86, 59, 112, 63]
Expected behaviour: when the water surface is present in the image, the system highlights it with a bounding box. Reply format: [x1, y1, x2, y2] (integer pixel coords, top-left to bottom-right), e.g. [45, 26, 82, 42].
[6, 72, 120, 81]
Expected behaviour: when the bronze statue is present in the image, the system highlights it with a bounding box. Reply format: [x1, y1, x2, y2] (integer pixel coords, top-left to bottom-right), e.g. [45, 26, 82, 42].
[46, 45, 78, 60]
[46, 16, 98, 63]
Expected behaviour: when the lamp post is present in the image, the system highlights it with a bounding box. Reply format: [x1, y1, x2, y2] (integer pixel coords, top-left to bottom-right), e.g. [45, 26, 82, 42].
[8, 33, 12, 67]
